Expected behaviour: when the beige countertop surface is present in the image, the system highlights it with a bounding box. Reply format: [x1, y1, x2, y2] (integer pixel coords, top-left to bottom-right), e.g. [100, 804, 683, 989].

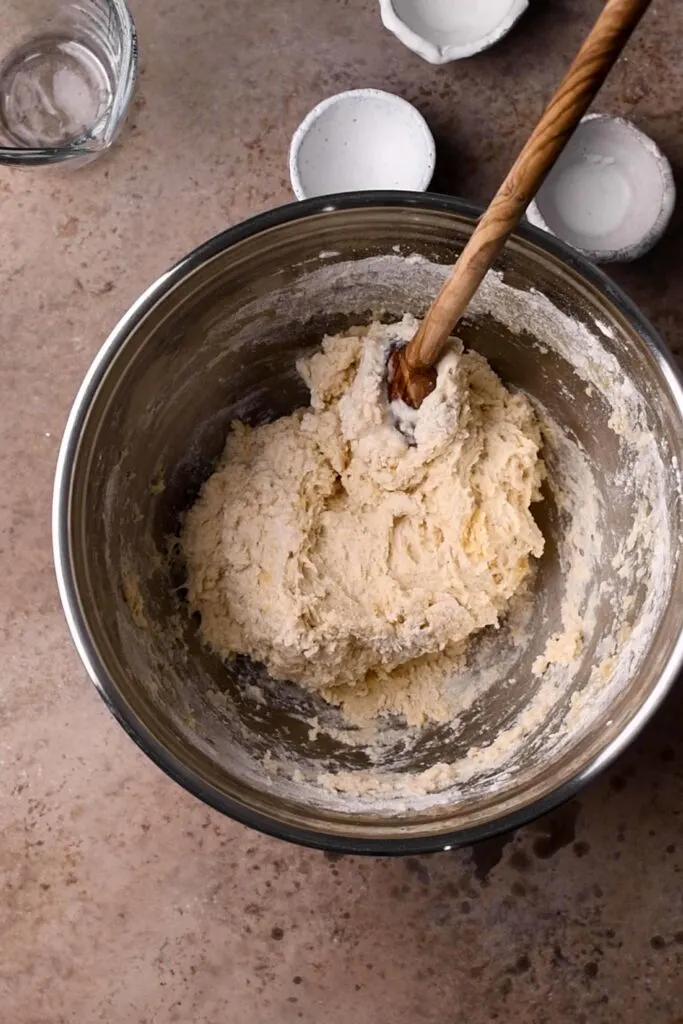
[2, 1, 682, 1021]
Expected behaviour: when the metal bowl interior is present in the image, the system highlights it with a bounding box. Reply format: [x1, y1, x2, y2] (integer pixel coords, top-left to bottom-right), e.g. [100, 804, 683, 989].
[53, 195, 683, 853]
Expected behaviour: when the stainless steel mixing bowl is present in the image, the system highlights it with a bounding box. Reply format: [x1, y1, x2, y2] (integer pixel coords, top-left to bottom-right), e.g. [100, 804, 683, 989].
[53, 194, 683, 853]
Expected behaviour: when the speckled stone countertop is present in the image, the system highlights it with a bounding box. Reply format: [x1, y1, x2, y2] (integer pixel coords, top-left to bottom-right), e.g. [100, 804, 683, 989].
[2, 1, 682, 1021]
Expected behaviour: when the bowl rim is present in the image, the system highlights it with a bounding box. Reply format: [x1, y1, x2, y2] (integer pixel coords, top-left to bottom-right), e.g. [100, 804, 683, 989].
[52, 191, 683, 855]
[288, 89, 436, 200]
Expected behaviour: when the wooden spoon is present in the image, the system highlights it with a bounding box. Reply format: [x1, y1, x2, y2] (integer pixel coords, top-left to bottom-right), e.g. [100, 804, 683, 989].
[389, 0, 653, 408]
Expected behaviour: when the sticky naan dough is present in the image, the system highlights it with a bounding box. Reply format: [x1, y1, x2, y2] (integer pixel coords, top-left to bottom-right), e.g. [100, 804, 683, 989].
[183, 316, 545, 714]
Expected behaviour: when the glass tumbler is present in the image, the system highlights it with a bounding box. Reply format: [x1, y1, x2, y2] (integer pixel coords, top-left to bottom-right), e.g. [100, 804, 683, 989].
[0, 0, 137, 166]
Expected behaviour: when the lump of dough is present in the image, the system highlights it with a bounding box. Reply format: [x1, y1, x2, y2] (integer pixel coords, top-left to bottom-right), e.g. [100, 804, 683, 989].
[183, 315, 545, 701]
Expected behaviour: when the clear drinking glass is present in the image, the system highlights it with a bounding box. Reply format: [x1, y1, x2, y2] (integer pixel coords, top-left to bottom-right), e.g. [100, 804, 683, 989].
[0, 0, 137, 166]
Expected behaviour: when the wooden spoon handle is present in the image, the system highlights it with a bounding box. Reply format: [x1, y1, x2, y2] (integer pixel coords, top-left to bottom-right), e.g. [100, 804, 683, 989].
[405, 0, 653, 373]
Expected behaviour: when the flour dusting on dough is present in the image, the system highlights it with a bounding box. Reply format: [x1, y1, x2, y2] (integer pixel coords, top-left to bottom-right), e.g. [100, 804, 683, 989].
[183, 316, 545, 726]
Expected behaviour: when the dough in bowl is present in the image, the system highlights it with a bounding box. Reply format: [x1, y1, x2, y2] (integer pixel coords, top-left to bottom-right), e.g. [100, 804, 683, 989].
[182, 315, 545, 723]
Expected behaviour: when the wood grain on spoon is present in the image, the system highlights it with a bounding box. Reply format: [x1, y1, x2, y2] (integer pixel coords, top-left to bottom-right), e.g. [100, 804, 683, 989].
[389, 0, 653, 408]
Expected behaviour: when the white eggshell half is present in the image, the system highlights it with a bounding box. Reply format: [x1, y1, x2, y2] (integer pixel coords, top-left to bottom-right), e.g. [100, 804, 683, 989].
[527, 114, 676, 263]
[380, 0, 528, 64]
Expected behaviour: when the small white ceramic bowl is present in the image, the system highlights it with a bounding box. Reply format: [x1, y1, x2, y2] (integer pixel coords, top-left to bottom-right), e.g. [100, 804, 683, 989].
[380, 0, 528, 64]
[527, 114, 676, 263]
[289, 89, 436, 200]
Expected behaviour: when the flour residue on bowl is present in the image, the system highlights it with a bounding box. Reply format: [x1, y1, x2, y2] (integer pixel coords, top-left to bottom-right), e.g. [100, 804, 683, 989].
[211, 256, 673, 808]
[114, 251, 677, 817]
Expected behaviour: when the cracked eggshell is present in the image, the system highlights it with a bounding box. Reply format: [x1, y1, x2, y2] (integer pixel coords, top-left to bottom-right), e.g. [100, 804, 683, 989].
[380, 0, 529, 64]
[527, 114, 676, 264]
